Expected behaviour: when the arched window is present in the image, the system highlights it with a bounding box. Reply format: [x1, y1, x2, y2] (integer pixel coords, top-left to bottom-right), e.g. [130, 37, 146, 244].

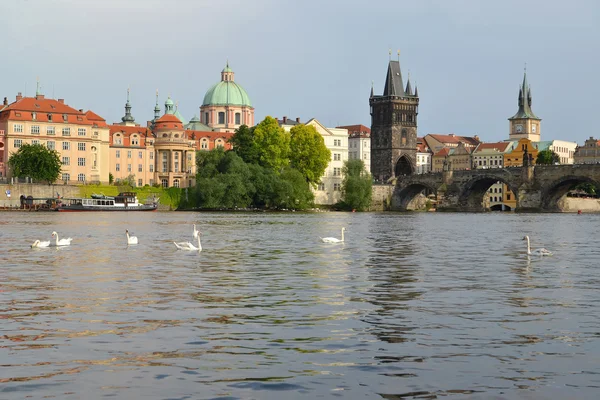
[173, 179, 180, 188]
[161, 178, 168, 188]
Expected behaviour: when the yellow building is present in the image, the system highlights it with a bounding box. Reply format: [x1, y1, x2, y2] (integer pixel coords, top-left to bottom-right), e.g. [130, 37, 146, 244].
[0, 90, 110, 184]
[504, 138, 538, 167]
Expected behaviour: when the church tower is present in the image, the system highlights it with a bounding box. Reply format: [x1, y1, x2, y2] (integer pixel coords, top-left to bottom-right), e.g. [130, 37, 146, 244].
[370, 54, 419, 182]
[508, 70, 541, 141]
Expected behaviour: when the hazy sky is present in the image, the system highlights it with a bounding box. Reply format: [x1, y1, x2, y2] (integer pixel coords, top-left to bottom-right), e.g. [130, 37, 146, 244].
[1, 0, 598, 144]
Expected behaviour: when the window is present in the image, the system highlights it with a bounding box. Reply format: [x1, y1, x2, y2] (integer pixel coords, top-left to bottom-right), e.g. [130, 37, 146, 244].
[333, 167, 341, 176]
[162, 178, 168, 188]
[62, 173, 70, 181]
[62, 157, 70, 165]
[150, 152, 154, 160]
[48, 114, 53, 122]
[78, 143, 86, 151]
[126, 150, 131, 159]
[77, 173, 85, 182]
[138, 151, 143, 159]
[78, 128, 86, 136]
[131, 136, 139, 146]
[31, 125, 40, 134]
[333, 183, 341, 191]
[173, 179, 180, 188]
[32, 139, 40, 145]
[216, 139, 223, 148]
[138, 164, 143, 172]
[62, 114, 68, 122]
[47, 126, 55, 135]
[14, 139, 23, 148]
[62, 142, 70, 150]
[235, 113, 241, 125]
[32, 112, 37, 120]
[115, 150, 121, 159]
[318, 183, 325, 191]
[218, 112, 225, 124]
[507, 194, 511, 200]
[333, 153, 341, 161]
[78, 157, 85, 166]
[13, 124, 23, 133]
[149, 164, 154, 172]
[334, 139, 341, 146]
[116, 163, 120, 171]
[204, 112, 209, 124]
[201, 140, 208, 149]
[127, 164, 132, 172]
[62, 127, 70, 136]
[47, 141, 55, 150]
[138, 179, 143, 187]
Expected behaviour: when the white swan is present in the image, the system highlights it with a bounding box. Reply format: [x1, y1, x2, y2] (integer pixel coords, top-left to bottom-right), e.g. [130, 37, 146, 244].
[321, 227, 346, 243]
[523, 235, 552, 256]
[31, 239, 51, 248]
[51, 231, 73, 247]
[174, 233, 202, 251]
[193, 224, 199, 239]
[126, 229, 138, 245]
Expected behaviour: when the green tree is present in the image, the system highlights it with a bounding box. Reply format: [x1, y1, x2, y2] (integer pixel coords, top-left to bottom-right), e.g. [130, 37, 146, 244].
[340, 159, 372, 211]
[536, 149, 560, 165]
[252, 116, 290, 171]
[289, 124, 331, 186]
[229, 124, 260, 165]
[8, 143, 61, 183]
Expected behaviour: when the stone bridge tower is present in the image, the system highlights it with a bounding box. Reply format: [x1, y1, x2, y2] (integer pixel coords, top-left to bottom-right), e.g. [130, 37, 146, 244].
[370, 54, 419, 182]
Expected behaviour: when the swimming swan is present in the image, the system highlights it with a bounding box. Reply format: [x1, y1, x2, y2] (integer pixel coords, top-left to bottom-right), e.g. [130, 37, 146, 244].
[126, 229, 138, 245]
[523, 235, 552, 256]
[174, 234, 202, 251]
[193, 224, 199, 239]
[51, 231, 73, 246]
[31, 239, 51, 248]
[321, 227, 345, 243]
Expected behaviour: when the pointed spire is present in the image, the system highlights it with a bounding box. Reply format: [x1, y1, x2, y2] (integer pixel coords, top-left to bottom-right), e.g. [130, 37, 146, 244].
[405, 71, 413, 95]
[510, 67, 539, 120]
[121, 88, 135, 124]
[36, 77, 41, 96]
[383, 57, 405, 97]
[414, 85, 419, 97]
[370, 80, 374, 97]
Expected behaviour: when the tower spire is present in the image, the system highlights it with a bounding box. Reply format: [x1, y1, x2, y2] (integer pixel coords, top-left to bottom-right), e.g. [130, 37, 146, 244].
[121, 87, 135, 124]
[370, 80, 374, 97]
[36, 77, 41, 96]
[405, 70, 413, 96]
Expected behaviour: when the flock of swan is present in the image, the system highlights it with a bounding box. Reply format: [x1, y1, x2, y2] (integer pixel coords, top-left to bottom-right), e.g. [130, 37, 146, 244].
[30, 225, 553, 257]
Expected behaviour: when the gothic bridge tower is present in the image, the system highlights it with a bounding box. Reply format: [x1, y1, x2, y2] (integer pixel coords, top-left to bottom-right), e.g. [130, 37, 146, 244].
[370, 54, 419, 182]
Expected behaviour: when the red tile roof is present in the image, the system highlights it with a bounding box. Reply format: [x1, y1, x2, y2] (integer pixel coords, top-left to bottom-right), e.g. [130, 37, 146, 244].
[474, 142, 512, 153]
[155, 114, 183, 129]
[427, 134, 481, 146]
[0, 95, 106, 127]
[336, 124, 371, 135]
[433, 147, 450, 157]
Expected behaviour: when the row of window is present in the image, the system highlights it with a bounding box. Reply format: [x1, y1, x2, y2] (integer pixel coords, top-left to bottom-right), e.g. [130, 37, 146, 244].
[14, 124, 88, 136]
[14, 139, 92, 151]
[204, 112, 242, 125]
[349, 152, 369, 160]
[61, 157, 88, 166]
[317, 183, 341, 191]
[349, 141, 368, 148]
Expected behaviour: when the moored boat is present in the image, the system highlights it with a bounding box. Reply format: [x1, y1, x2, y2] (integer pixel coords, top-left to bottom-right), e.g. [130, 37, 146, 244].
[57, 192, 158, 212]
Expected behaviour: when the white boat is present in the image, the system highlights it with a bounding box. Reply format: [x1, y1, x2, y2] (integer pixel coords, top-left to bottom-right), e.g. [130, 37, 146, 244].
[57, 192, 158, 212]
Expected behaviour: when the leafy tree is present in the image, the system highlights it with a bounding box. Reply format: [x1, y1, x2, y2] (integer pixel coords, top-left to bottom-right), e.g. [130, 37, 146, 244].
[229, 124, 260, 165]
[8, 143, 61, 184]
[340, 159, 372, 211]
[273, 167, 315, 210]
[109, 172, 114, 185]
[536, 149, 560, 165]
[289, 124, 331, 186]
[252, 116, 290, 171]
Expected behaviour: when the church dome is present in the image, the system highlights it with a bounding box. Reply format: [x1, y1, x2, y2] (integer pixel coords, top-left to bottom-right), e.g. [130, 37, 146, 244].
[202, 63, 252, 107]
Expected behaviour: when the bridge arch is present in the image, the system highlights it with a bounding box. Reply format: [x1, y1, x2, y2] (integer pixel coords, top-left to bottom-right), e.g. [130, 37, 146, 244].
[541, 175, 600, 211]
[458, 174, 519, 212]
[392, 181, 437, 211]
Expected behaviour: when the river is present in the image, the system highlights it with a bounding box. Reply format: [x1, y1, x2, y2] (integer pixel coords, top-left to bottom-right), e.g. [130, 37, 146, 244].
[1, 211, 599, 399]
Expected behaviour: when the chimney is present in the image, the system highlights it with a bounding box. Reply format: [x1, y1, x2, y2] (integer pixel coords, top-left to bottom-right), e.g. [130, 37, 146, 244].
[36, 94, 45, 100]
[3, 97, 7, 106]
[58, 99, 64, 104]
[16, 92, 23, 101]
[296, 117, 300, 123]
[283, 116, 287, 123]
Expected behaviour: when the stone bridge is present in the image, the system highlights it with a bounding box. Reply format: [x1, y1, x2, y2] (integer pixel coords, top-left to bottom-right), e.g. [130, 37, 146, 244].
[391, 165, 600, 212]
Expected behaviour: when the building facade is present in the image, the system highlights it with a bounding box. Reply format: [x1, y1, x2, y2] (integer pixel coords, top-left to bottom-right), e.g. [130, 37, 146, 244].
[508, 71, 541, 142]
[574, 137, 600, 164]
[338, 124, 371, 173]
[369, 57, 419, 182]
[200, 63, 254, 132]
[0, 91, 110, 184]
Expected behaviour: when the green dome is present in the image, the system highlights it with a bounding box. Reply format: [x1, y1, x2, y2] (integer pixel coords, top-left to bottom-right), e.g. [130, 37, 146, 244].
[202, 81, 252, 107]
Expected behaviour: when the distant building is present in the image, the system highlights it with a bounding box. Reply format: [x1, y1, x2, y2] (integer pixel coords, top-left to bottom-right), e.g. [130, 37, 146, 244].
[200, 63, 254, 132]
[0, 89, 110, 184]
[423, 133, 480, 154]
[536, 140, 577, 164]
[574, 137, 600, 164]
[416, 137, 432, 174]
[337, 124, 370, 173]
[369, 56, 419, 181]
[508, 71, 541, 142]
[473, 141, 518, 211]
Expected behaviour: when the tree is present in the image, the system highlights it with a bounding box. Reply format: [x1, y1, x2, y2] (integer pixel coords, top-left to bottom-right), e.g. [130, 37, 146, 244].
[8, 143, 61, 184]
[340, 159, 372, 211]
[252, 116, 290, 171]
[229, 124, 260, 165]
[274, 167, 315, 210]
[536, 149, 560, 165]
[289, 124, 331, 187]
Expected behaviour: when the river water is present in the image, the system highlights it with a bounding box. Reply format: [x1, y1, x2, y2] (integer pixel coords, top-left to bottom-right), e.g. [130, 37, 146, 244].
[1, 211, 599, 399]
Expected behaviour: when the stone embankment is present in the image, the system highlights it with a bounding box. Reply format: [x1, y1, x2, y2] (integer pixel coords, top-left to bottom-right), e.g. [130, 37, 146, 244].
[0, 184, 80, 209]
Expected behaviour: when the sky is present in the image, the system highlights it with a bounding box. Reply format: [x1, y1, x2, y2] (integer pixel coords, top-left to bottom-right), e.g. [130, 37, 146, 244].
[1, 0, 599, 145]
